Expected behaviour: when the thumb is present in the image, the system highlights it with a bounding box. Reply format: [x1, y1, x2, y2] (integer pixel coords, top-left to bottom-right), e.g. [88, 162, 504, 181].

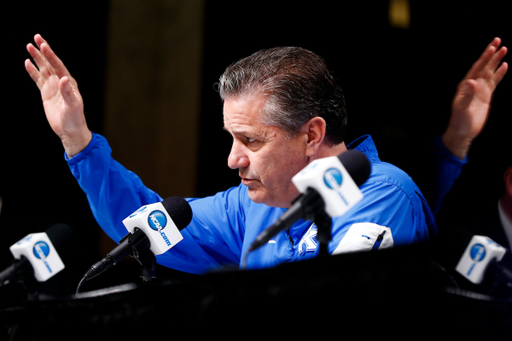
[59, 77, 78, 104]
[453, 79, 477, 108]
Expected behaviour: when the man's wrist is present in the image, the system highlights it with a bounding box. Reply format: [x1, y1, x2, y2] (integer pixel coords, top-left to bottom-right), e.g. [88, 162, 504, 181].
[61, 130, 93, 158]
[442, 130, 472, 160]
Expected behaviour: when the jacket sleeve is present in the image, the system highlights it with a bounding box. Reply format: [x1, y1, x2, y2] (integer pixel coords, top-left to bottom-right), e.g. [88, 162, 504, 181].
[329, 163, 433, 255]
[66, 133, 245, 274]
[66, 133, 162, 243]
[424, 136, 468, 216]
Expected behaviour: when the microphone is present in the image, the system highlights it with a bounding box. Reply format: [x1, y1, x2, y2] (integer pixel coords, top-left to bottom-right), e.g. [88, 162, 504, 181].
[293, 149, 371, 217]
[455, 235, 510, 285]
[0, 224, 75, 287]
[248, 150, 371, 253]
[80, 196, 192, 286]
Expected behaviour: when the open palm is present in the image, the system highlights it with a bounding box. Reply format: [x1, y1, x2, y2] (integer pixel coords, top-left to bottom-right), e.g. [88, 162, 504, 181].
[445, 37, 508, 159]
[25, 34, 91, 157]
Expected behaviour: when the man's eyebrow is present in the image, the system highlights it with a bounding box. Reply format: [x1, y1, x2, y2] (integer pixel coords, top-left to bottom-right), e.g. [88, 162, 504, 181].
[223, 126, 249, 136]
[222, 126, 235, 135]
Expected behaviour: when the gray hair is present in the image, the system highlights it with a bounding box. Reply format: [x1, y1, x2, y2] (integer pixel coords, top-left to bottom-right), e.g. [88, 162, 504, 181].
[218, 46, 347, 145]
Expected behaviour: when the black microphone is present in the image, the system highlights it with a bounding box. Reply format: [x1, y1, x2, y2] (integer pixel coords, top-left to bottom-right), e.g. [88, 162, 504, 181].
[248, 150, 371, 254]
[0, 223, 76, 288]
[78, 196, 192, 289]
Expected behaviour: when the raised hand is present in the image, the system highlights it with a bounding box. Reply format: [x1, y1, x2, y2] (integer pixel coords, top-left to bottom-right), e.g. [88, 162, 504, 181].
[443, 37, 508, 159]
[25, 34, 92, 157]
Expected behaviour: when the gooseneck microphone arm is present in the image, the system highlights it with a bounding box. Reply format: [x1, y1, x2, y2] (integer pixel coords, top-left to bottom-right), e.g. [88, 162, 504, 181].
[76, 196, 193, 294]
[314, 210, 332, 257]
[247, 188, 325, 253]
[242, 150, 371, 269]
[0, 255, 32, 287]
[0, 255, 39, 298]
[76, 228, 152, 293]
[242, 188, 331, 268]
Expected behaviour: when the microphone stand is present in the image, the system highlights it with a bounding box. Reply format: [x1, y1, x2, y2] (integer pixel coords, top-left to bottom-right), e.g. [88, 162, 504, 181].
[314, 210, 332, 258]
[137, 249, 156, 283]
[124, 229, 155, 283]
[77, 228, 156, 293]
[287, 190, 332, 258]
[242, 188, 333, 268]
[9, 256, 40, 300]
[299, 188, 332, 258]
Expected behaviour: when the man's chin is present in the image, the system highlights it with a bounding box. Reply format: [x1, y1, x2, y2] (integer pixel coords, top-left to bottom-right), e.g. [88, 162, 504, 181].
[247, 189, 291, 208]
[247, 188, 266, 204]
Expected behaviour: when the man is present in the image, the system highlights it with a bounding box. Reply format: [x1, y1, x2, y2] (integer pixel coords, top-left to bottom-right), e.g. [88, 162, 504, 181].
[25, 35, 507, 274]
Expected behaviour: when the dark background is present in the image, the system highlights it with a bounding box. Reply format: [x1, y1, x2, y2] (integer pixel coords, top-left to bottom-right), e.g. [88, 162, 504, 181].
[0, 1, 511, 294]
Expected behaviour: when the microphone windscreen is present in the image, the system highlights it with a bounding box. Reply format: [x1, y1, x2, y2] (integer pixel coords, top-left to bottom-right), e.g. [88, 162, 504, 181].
[338, 150, 371, 187]
[161, 196, 193, 230]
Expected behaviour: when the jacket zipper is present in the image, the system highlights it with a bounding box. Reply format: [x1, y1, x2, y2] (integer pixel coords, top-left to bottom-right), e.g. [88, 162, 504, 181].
[286, 229, 294, 247]
[371, 230, 386, 250]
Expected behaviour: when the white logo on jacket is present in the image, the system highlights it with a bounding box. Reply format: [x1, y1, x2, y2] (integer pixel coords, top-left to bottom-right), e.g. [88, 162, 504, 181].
[332, 222, 393, 255]
[298, 225, 318, 256]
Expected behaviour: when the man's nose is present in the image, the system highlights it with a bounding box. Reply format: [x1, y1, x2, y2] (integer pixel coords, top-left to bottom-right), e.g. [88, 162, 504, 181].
[228, 140, 249, 169]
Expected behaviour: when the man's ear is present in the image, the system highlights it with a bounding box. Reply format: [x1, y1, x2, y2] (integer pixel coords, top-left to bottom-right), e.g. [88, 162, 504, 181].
[301, 117, 326, 156]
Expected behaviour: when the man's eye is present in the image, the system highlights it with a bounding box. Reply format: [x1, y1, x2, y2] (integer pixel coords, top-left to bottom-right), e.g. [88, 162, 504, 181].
[247, 138, 256, 143]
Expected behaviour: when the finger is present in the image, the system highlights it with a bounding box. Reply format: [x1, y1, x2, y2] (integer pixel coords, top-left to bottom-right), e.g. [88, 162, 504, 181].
[492, 61, 509, 86]
[25, 58, 43, 88]
[26, 43, 46, 72]
[26, 42, 53, 81]
[464, 38, 502, 79]
[487, 46, 508, 74]
[34, 33, 47, 50]
[32, 34, 71, 80]
[40, 42, 72, 79]
[59, 77, 78, 105]
[35, 34, 71, 79]
[488, 37, 502, 49]
[455, 79, 477, 108]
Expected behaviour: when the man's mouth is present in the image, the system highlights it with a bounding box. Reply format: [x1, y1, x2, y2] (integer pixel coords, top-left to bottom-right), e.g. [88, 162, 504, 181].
[241, 175, 257, 185]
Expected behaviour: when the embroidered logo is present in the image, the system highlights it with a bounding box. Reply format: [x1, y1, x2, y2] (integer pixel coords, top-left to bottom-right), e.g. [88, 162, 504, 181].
[298, 225, 318, 256]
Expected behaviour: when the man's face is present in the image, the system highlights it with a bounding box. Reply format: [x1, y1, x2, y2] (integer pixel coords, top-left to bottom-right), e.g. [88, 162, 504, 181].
[223, 94, 309, 208]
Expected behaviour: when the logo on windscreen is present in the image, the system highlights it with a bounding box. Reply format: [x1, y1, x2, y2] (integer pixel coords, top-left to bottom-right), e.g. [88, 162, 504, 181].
[323, 168, 349, 206]
[33, 241, 50, 260]
[148, 210, 172, 246]
[148, 210, 167, 231]
[470, 244, 486, 262]
[466, 243, 487, 277]
[324, 168, 342, 189]
[33, 241, 53, 274]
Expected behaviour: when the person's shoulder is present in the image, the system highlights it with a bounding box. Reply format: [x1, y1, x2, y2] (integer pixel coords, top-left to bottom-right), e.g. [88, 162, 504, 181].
[348, 134, 420, 197]
[363, 159, 418, 196]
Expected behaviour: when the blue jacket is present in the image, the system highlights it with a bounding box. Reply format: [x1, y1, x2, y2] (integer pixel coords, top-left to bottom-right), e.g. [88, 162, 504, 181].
[67, 133, 440, 274]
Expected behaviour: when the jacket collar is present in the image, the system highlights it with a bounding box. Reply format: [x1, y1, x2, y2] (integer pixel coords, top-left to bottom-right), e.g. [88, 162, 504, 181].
[283, 135, 380, 239]
[347, 135, 380, 163]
